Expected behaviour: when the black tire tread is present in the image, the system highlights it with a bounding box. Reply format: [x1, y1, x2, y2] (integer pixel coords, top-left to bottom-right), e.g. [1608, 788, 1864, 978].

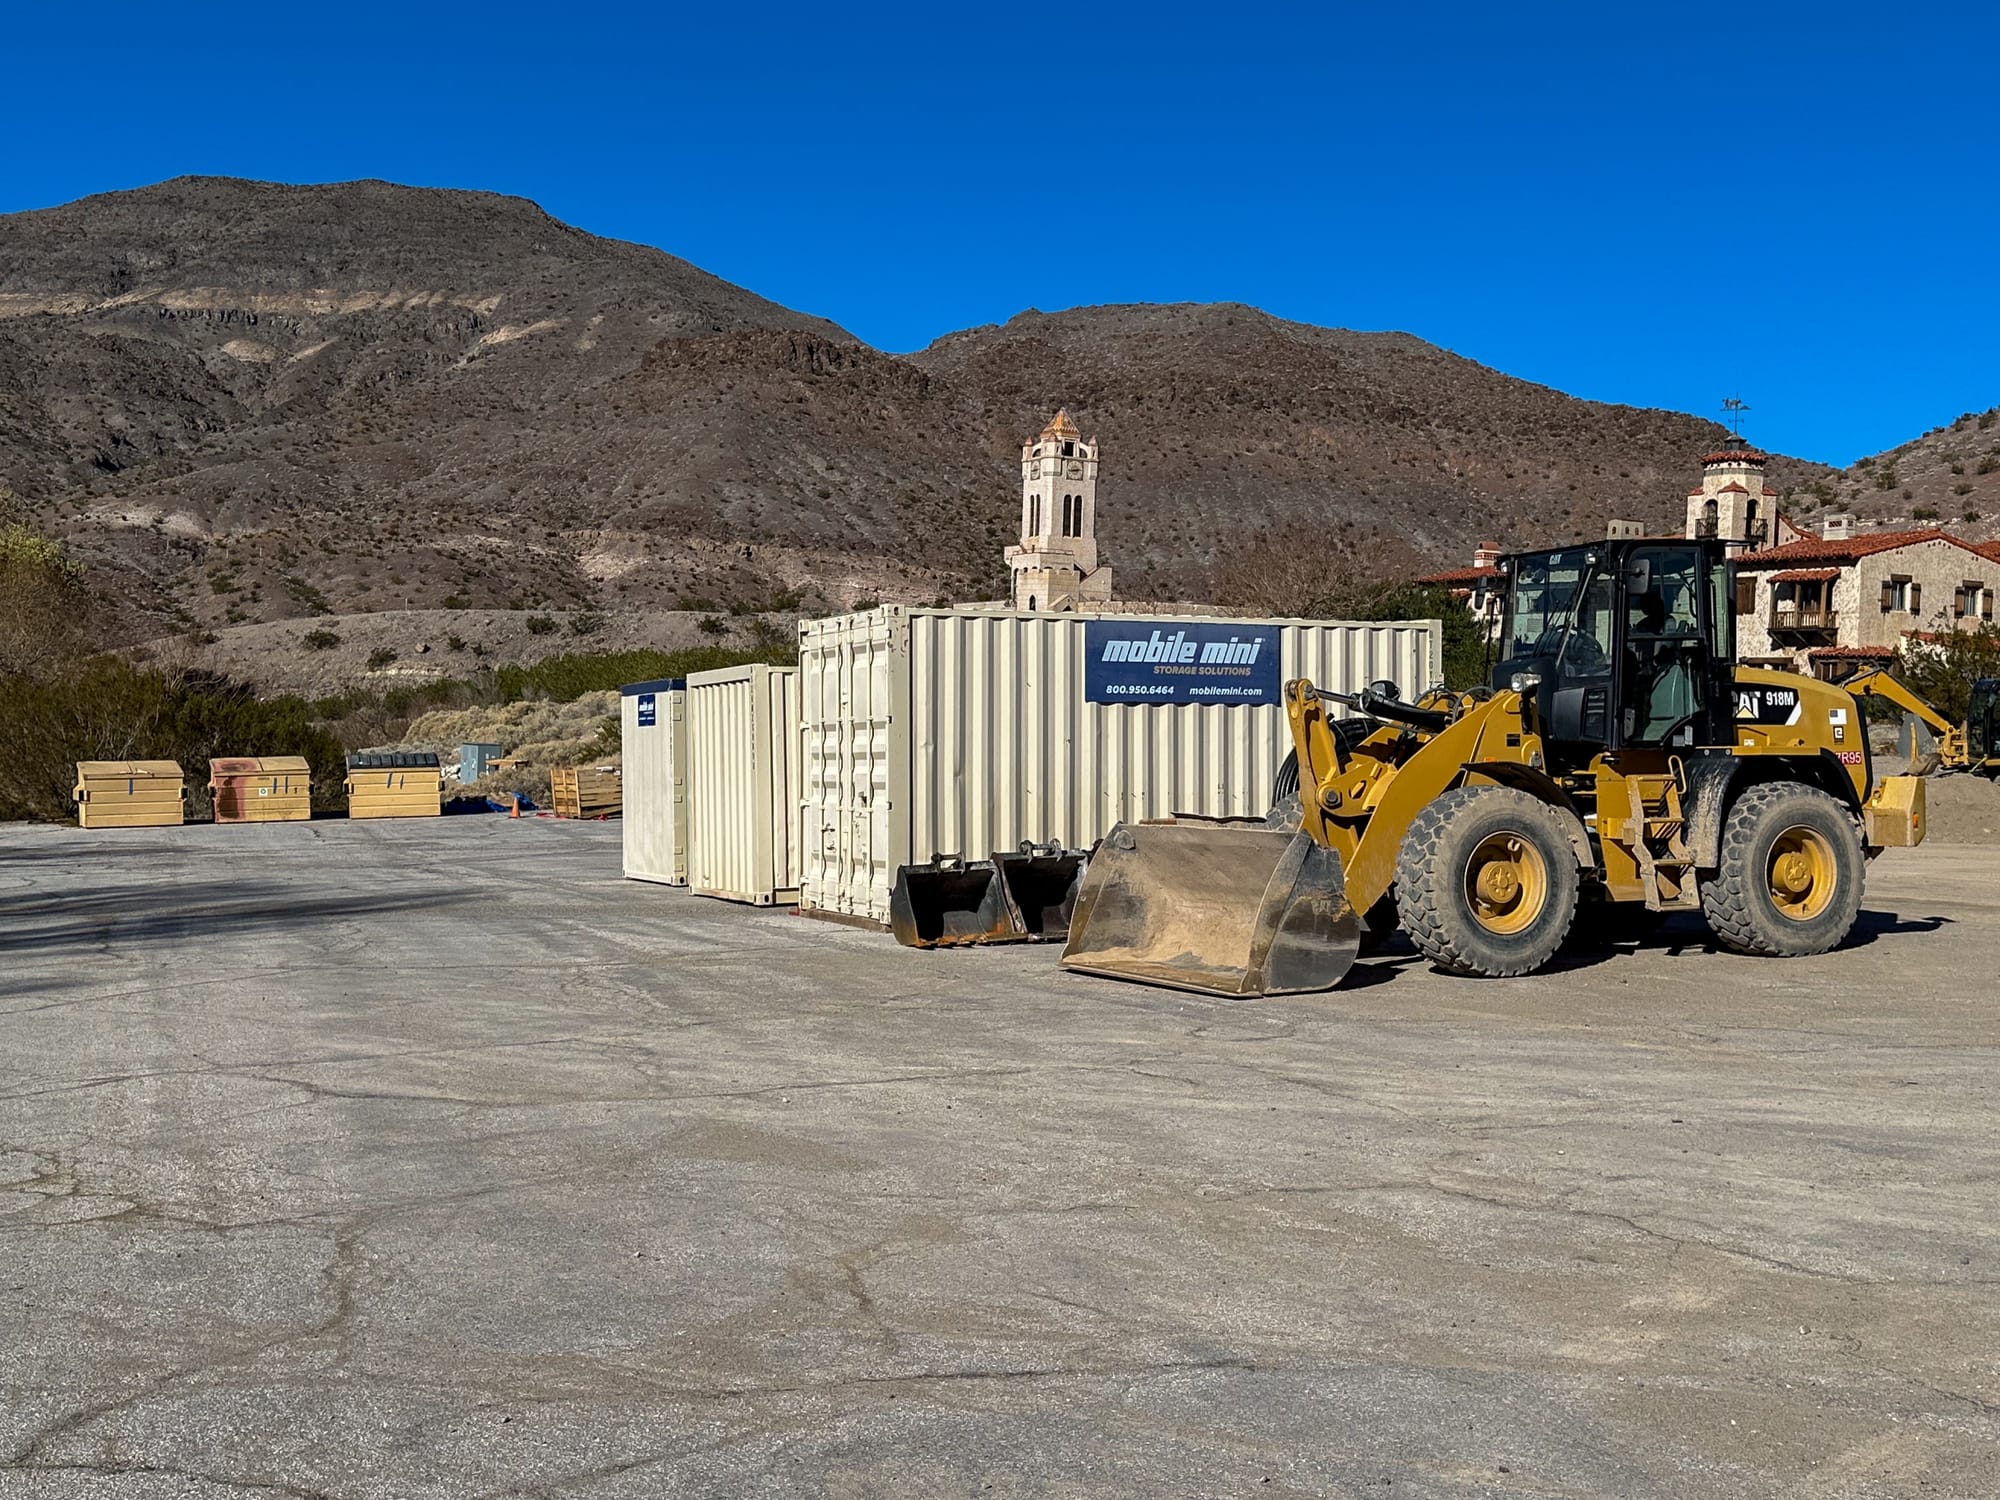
[1395, 786, 1578, 977]
[1700, 781, 1863, 957]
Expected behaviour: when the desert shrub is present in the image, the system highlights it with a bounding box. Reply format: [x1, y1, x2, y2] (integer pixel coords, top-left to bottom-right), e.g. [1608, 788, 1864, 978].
[283, 575, 332, 615]
[490, 645, 793, 704]
[446, 634, 467, 651]
[303, 629, 341, 651]
[0, 499, 91, 676]
[365, 647, 399, 671]
[1912, 506, 1939, 520]
[568, 611, 604, 637]
[0, 661, 348, 821]
[442, 594, 470, 610]
[1895, 625, 2000, 724]
[696, 616, 729, 637]
[1979, 456, 2000, 475]
[525, 615, 557, 635]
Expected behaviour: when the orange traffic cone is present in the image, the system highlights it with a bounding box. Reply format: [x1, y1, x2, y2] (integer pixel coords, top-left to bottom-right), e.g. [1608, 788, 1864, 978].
[509, 794, 520, 818]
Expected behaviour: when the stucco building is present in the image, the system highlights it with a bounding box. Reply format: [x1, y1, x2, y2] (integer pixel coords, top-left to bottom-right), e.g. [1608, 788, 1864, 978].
[1732, 527, 2000, 676]
[1006, 410, 1115, 612]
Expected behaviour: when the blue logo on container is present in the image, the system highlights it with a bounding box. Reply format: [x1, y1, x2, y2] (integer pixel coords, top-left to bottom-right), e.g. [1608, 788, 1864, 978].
[1083, 621, 1281, 705]
[637, 693, 657, 727]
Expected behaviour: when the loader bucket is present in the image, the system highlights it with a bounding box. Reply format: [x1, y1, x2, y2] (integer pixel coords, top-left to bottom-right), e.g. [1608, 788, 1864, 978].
[890, 856, 1016, 948]
[992, 842, 1086, 941]
[1059, 821, 1359, 998]
[1898, 713, 1942, 777]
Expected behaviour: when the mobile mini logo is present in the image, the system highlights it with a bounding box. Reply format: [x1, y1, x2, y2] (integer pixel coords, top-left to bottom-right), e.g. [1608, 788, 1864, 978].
[1098, 630, 1267, 665]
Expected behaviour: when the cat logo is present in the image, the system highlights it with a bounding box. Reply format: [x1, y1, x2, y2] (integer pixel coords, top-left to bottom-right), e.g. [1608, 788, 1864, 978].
[1734, 687, 1803, 727]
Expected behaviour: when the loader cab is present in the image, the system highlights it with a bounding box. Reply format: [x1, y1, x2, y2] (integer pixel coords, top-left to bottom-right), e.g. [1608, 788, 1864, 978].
[1969, 678, 2000, 766]
[1493, 538, 1736, 770]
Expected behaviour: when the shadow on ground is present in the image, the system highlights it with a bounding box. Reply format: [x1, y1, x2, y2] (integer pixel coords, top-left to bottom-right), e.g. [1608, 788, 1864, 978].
[0, 880, 470, 957]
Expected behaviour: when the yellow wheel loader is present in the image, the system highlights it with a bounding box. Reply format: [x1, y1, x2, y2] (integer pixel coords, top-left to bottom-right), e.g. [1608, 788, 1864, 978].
[1061, 537, 1928, 997]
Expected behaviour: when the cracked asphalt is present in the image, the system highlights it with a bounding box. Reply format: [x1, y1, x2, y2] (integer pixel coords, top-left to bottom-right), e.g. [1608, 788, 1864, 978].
[0, 816, 1995, 1498]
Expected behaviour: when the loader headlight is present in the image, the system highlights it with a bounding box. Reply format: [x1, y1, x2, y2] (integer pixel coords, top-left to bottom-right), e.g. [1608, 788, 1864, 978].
[1510, 672, 1542, 694]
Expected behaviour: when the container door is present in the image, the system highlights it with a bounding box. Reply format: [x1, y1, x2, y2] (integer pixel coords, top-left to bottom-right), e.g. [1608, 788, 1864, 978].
[801, 610, 901, 919]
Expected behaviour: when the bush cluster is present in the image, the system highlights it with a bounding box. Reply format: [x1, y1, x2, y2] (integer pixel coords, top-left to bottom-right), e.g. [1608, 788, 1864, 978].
[0, 661, 348, 821]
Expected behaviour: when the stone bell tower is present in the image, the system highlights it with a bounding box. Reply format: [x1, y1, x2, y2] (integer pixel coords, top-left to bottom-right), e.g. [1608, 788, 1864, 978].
[1006, 409, 1115, 611]
[1685, 435, 1778, 552]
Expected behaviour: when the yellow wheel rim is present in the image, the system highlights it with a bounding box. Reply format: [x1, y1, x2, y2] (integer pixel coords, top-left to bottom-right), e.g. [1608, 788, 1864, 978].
[1767, 825, 1837, 922]
[1464, 831, 1549, 936]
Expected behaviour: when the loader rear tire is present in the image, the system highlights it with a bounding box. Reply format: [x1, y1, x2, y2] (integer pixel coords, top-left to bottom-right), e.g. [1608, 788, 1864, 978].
[1700, 782, 1863, 957]
[1396, 787, 1580, 978]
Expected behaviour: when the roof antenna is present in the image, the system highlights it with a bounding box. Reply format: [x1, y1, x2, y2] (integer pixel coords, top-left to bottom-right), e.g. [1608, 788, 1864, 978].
[1721, 395, 1750, 438]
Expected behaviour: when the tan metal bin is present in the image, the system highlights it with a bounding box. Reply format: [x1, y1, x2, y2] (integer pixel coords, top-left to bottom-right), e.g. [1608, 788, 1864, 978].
[73, 761, 186, 829]
[345, 751, 443, 820]
[209, 756, 313, 823]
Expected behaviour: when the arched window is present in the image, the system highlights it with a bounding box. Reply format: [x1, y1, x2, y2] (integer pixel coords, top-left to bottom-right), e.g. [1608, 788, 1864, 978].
[1063, 495, 1074, 536]
[1030, 496, 1040, 536]
[1027, 595, 1037, 611]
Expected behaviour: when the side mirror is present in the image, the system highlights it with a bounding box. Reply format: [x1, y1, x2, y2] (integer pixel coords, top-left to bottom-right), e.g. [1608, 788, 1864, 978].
[1625, 558, 1652, 595]
[1366, 678, 1401, 702]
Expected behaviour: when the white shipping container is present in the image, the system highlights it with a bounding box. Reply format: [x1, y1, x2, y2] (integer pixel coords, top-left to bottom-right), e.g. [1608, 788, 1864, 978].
[621, 678, 688, 885]
[686, 664, 803, 905]
[798, 607, 1439, 926]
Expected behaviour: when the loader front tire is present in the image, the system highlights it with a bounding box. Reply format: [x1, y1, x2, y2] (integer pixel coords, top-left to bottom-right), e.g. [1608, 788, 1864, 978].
[1700, 782, 1863, 957]
[1396, 787, 1580, 978]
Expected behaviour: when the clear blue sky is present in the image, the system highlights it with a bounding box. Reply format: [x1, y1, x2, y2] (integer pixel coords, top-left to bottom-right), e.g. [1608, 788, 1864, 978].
[7, 1, 1995, 465]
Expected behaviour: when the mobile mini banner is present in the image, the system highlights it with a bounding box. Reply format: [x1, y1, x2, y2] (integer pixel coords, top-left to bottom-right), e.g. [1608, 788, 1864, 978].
[1082, 620, 1282, 706]
[636, 693, 657, 727]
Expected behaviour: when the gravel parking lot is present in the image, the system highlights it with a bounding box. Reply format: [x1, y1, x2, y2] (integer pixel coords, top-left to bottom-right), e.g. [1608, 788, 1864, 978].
[1, 816, 1996, 1498]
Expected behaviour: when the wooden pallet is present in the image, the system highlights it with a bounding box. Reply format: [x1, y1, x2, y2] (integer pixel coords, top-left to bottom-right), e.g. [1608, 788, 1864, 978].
[551, 765, 622, 819]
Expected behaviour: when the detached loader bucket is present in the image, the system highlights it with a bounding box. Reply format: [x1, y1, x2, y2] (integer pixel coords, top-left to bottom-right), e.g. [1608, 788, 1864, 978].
[1059, 821, 1359, 998]
[890, 856, 1016, 948]
[993, 842, 1086, 941]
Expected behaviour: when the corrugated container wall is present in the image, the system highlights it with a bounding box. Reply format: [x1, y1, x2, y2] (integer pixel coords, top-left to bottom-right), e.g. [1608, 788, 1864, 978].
[686, 664, 802, 905]
[620, 679, 687, 884]
[798, 608, 1438, 925]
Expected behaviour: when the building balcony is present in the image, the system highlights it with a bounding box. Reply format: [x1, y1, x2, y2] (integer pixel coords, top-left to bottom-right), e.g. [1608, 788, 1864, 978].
[1768, 605, 1837, 637]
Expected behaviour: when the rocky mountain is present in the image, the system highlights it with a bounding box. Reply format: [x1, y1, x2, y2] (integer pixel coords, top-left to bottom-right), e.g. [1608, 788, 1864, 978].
[1792, 408, 2000, 539]
[0, 176, 1848, 673]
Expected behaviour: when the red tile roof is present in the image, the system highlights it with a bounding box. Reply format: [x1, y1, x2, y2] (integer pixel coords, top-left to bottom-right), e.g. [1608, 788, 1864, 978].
[1418, 565, 1500, 586]
[1808, 645, 1895, 660]
[1769, 567, 1840, 582]
[1702, 448, 1769, 465]
[1717, 481, 1750, 494]
[1736, 527, 1982, 567]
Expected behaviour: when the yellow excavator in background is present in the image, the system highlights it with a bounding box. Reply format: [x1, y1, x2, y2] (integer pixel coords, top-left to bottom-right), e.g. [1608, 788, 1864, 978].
[1061, 537, 1929, 998]
[1839, 667, 2000, 776]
